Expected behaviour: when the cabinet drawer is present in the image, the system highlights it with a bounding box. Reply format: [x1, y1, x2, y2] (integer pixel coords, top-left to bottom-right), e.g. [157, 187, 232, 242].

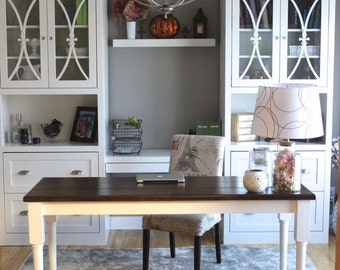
[4, 152, 98, 193]
[299, 151, 325, 191]
[5, 194, 100, 233]
[106, 162, 169, 173]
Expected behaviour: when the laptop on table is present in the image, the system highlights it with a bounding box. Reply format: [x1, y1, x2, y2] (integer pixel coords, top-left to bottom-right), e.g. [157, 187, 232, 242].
[136, 173, 185, 184]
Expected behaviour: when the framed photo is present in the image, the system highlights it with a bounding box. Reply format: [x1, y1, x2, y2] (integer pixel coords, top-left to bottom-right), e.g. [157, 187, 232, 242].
[70, 106, 97, 143]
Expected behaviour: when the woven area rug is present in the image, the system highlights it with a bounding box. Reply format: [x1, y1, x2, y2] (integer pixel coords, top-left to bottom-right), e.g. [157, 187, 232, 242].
[20, 245, 315, 270]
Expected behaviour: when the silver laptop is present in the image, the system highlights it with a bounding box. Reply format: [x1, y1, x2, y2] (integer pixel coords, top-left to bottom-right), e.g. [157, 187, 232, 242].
[136, 173, 185, 184]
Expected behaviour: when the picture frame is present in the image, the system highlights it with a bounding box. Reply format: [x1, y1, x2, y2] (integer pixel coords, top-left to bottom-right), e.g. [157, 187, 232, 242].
[70, 106, 97, 143]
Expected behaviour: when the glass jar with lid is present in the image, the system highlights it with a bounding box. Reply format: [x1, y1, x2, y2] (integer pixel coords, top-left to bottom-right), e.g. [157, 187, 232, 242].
[248, 147, 272, 187]
[272, 141, 301, 192]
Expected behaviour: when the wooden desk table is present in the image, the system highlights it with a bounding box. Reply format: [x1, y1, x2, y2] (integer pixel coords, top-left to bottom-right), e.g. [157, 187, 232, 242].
[23, 176, 315, 270]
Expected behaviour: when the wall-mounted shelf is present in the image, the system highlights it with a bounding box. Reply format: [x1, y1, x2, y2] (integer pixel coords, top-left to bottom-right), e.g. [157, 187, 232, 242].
[110, 38, 216, 48]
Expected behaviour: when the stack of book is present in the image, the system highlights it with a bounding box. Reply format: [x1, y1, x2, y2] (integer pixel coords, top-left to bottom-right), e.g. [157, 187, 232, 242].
[239, 0, 320, 30]
[231, 113, 258, 142]
[239, 0, 272, 29]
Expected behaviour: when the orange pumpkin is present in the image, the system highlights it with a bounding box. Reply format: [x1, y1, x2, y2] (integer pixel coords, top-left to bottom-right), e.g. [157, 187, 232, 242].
[150, 15, 180, 38]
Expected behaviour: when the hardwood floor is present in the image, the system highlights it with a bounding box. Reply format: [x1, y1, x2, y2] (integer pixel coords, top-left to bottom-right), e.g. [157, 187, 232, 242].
[0, 230, 335, 270]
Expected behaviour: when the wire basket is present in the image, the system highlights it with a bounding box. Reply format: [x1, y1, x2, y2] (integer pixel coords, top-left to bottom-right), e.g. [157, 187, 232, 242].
[112, 139, 143, 155]
[111, 119, 142, 140]
[111, 119, 143, 155]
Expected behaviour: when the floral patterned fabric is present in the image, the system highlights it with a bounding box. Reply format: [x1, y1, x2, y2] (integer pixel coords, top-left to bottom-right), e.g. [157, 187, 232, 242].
[169, 134, 225, 176]
[142, 134, 225, 236]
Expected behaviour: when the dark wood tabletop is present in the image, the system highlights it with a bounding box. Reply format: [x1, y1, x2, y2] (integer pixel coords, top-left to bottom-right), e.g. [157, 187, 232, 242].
[23, 176, 316, 202]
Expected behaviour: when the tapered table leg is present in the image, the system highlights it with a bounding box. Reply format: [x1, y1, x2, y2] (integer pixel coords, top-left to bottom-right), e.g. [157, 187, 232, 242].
[28, 203, 45, 270]
[46, 215, 57, 270]
[278, 213, 291, 270]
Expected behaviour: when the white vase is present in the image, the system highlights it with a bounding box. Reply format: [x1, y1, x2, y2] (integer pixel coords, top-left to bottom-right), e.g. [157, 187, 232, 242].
[243, 169, 268, 193]
[126, 21, 136, 39]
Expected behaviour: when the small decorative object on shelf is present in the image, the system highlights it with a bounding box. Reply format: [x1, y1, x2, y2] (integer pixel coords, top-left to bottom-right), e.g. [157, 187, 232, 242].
[126, 21, 137, 39]
[138, 24, 146, 39]
[193, 8, 207, 38]
[70, 107, 97, 143]
[243, 169, 268, 192]
[150, 14, 179, 38]
[181, 25, 190, 38]
[111, 0, 149, 39]
[111, 118, 143, 155]
[196, 119, 222, 136]
[272, 141, 302, 192]
[12, 113, 22, 144]
[41, 119, 63, 139]
[28, 38, 40, 57]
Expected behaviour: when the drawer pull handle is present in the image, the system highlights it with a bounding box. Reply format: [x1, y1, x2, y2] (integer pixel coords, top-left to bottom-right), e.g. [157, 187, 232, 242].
[71, 170, 84, 175]
[19, 210, 28, 216]
[301, 169, 310, 174]
[18, 170, 31, 175]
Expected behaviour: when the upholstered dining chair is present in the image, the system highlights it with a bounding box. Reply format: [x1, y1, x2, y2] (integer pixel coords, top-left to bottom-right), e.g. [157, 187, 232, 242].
[142, 134, 226, 270]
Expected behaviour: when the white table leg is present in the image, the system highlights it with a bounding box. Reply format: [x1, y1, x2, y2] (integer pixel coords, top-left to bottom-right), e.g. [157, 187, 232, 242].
[32, 244, 44, 270]
[28, 203, 45, 270]
[278, 213, 291, 270]
[46, 215, 57, 270]
[294, 200, 311, 270]
[296, 241, 308, 270]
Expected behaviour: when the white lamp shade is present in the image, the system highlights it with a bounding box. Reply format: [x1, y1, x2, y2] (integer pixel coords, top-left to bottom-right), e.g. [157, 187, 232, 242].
[251, 84, 324, 139]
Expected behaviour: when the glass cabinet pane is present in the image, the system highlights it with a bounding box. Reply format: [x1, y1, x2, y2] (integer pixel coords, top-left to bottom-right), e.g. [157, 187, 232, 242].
[3, 0, 43, 83]
[286, 0, 321, 80]
[52, 0, 90, 82]
[234, 0, 274, 85]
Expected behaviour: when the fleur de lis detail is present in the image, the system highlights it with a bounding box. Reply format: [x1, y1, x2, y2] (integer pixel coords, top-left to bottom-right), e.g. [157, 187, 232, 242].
[66, 35, 78, 47]
[250, 33, 262, 46]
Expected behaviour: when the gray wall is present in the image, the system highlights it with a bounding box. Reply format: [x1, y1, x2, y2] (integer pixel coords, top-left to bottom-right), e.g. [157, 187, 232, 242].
[331, 2, 340, 192]
[108, 0, 220, 149]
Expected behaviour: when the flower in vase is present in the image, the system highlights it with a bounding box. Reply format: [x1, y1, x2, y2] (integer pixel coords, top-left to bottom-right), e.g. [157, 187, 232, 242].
[273, 148, 296, 190]
[111, 0, 149, 24]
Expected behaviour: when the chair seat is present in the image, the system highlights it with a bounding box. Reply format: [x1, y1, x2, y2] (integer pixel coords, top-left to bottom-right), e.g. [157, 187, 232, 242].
[142, 214, 221, 237]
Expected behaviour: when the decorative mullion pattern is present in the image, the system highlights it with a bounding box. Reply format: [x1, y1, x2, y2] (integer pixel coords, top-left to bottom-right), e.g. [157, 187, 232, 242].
[8, 0, 40, 80]
[56, 0, 88, 81]
[288, 0, 320, 80]
[240, 0, 271, 80]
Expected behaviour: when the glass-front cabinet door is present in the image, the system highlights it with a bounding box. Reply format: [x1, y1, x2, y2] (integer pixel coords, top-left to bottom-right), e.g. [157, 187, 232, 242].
[232, 0, 327, 87]
[0, 0, 96, 88]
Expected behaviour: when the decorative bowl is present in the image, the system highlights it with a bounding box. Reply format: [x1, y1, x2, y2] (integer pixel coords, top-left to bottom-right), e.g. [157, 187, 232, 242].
[41, 119, 63, 138]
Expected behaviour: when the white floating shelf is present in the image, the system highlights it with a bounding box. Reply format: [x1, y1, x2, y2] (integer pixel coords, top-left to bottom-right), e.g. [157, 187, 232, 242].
[111, 38, 216, 48]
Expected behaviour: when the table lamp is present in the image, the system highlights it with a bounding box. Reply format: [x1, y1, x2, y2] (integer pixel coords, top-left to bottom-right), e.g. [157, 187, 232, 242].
[251, 84, 324, 191]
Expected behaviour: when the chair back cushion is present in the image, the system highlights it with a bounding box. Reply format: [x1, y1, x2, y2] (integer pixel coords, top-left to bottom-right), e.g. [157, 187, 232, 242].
[169, 135, 225, 176]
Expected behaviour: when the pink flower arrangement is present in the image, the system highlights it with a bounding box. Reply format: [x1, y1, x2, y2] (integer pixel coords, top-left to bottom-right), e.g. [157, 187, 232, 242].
[273, 148, 296, 191]
[111, 0, 149, 24]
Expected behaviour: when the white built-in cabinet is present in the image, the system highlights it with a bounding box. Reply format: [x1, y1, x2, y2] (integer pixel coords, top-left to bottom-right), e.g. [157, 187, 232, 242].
[0, 0, 97, 88]
[0, 0, 335, 246]
[221, 0, 335, 244]
[232, 0, 329, 87]
[0, 0, 109, 245]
